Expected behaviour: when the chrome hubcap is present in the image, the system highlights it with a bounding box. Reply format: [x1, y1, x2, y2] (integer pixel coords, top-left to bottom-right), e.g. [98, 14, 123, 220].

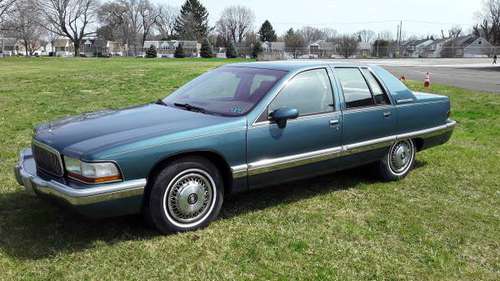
[166, 171, 213, 224]
[390, 140, 413, 173]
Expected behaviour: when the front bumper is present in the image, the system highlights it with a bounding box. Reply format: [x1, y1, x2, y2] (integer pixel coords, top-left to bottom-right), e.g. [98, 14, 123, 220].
[14, 148, 146, 216]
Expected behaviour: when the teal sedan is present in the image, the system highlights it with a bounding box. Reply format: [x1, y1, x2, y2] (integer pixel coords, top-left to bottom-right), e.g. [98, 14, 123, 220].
[14, 61, 456, 233]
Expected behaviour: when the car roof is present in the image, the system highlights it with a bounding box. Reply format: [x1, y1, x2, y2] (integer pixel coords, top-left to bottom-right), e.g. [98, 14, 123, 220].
[227, 60, 369, 72]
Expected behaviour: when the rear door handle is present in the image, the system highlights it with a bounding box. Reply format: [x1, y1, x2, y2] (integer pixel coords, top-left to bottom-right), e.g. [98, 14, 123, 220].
[383, 112, 392, 118]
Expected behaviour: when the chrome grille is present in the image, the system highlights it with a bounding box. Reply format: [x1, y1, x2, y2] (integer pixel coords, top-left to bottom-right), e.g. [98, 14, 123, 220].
[32, 141, 64, 177]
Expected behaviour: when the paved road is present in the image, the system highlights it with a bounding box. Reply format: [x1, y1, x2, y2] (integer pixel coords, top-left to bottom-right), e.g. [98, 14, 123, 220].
[333, 58, 500, 93]
[384, 66, 500, 93]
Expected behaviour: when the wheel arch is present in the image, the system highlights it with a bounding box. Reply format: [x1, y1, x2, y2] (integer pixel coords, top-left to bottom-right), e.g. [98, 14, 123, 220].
[142, 150, 234, 208]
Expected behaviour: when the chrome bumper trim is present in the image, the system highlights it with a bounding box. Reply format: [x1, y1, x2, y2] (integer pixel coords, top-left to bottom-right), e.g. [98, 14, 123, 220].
[238, 119, 456, 177]
[14, 148, 146, 206]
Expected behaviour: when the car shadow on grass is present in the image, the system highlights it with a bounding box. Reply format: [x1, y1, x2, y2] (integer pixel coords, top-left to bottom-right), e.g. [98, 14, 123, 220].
[0, 160, 427, 260]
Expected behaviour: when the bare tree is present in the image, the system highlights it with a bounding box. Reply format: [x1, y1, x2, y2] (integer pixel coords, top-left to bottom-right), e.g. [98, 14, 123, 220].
[321, 28, 338, 42]
[356, 29, 376, 43]
[441, 25, 462, 39]
[98, 1, 128, 42]
[37, 0, 98, 56]
[0, 0, 16, 24]
[7, 0, 45, 55]
[216, 5, 255, 44]
[337, 35, 359, 58]
[139, 0, 159, 47]
[156, 4, 178, 40]
[299, 26, 325, 45]
[474, 0, 500, 45]
[377, 31, 394, 41]
[284, 28, 305, 58]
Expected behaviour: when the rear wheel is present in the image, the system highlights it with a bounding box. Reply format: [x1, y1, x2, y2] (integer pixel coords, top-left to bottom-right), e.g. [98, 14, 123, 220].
[378, 139, 416, 181]
[146, 157, 224, 233]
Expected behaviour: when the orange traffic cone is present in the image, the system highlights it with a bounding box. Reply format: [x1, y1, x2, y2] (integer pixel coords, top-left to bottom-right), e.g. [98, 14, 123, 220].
[424, 72, 431, 88]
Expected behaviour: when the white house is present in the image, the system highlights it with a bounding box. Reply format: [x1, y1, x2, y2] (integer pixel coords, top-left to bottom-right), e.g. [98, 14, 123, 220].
[54, 38, 73, 57]
[143, 40, 201, 57]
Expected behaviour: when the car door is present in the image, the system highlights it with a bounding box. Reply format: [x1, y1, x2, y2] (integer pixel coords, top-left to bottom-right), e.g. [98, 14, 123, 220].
[334, 67, 396, 158]
[246, 68, 343, 189]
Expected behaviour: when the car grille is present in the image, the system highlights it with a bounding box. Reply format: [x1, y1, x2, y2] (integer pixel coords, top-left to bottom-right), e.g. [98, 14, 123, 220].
[32, 142, 64, 177]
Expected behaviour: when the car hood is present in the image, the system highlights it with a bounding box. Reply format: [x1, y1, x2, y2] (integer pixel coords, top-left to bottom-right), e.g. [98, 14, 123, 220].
[34, 104, 240, 157]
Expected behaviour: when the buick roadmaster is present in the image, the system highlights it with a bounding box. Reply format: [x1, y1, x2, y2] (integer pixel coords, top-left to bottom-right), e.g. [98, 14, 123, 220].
[14, 61, 456, 233]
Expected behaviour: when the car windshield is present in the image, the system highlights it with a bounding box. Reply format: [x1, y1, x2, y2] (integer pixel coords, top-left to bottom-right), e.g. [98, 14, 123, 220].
[163, 66, 288, 116]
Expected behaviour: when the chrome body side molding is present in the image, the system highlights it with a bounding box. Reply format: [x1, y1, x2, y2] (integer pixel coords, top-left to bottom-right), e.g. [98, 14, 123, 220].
[232, 120, 456, 177]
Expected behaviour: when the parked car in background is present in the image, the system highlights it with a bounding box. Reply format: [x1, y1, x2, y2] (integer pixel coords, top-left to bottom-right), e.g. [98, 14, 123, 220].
[15, 61, 456, 233]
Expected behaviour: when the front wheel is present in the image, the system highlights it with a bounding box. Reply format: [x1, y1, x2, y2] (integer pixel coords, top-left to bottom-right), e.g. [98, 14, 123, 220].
[377, 139, 416, 181]
[146, 156, 224, 234]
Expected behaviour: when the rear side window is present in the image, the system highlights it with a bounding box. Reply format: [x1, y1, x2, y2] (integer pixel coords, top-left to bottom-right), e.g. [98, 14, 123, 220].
[269, 69, 333, 116]
[361, 69, 391, 105]
[336, 68, 374, 108]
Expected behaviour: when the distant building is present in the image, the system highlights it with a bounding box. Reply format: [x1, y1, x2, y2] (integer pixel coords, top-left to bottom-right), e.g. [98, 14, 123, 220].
[259, 41, 286, 60]
[0, 38, 18, 56]
[444, 35, 494, 58]
[143, 40, 201, 57]
[107, 41, 127, 56]
[422, 38, 449, 58]
[357, 41, 372, 58]
[309, 40, 336, 58]
[401, 39, 433, 57]
[54, 38, 74, 57]
[81, 38, 109, 57]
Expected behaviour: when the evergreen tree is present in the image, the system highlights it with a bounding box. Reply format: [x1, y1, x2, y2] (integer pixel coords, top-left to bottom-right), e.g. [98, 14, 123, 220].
[200, 38, 213, 58]
[258, 20, 277, 42]
[225, 42, 238, 58]
[252, 41, 263, 59]
[174, 0, 209, 41]
[145, 45, 157, 58]
[174, 43, 185, 58]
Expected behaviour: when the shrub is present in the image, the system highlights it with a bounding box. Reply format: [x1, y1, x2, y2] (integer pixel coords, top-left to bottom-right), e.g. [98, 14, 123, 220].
[252, 41, 263, 59]
[145, 45, 157, 58]
[200, 38, 213, 58]
[174, 43, 185, 58]
[225, 42, 238, 58]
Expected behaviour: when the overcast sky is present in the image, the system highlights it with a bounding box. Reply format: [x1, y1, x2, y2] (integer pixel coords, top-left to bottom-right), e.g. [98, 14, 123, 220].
[160, 0, 483, 38]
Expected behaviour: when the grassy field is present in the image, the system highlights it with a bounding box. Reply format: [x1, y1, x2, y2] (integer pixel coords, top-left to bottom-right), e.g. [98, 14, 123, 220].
[0, 57, 498, 281]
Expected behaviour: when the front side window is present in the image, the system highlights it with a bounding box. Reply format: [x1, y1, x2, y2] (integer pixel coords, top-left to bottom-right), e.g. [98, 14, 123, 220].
[336, 68, 374, 109]
[269, 69, 334, 116]
[164, 67, 287, 116]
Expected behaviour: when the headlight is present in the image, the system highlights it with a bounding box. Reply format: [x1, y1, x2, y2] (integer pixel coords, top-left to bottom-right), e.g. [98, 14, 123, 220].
[64, 156, 122, 184]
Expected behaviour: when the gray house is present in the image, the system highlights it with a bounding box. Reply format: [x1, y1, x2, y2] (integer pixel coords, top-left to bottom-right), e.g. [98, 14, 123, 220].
[422, 39, 449, 58]
[401, 39, 434, 57]
[456, 36, 493, 57]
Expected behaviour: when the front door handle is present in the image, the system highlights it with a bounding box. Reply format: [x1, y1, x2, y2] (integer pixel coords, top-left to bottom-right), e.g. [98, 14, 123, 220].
[383, 112, 392, 118]
[330, 119, 340, 127]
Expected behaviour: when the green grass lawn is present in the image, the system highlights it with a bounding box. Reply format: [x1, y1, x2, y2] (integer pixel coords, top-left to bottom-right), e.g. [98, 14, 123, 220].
[0, 57, 499, 281]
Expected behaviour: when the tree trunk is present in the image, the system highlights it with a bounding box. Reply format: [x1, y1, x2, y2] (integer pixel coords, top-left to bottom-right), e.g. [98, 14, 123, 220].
[74, 41, 80, 57]
[24, 41, 29, 56]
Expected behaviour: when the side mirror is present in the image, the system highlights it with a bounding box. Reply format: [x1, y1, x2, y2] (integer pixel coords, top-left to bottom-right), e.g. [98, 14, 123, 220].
[269, 107, 299, 128]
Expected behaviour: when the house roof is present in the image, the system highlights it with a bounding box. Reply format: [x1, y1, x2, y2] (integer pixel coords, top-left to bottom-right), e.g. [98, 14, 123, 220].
[450, 35, 477, 47]
[54, 38, 71, 48]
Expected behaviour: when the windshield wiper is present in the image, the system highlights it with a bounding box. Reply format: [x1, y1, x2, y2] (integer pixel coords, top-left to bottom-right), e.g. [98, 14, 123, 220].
[155, 99, 168, 106]
[173, 102, 207, 113]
